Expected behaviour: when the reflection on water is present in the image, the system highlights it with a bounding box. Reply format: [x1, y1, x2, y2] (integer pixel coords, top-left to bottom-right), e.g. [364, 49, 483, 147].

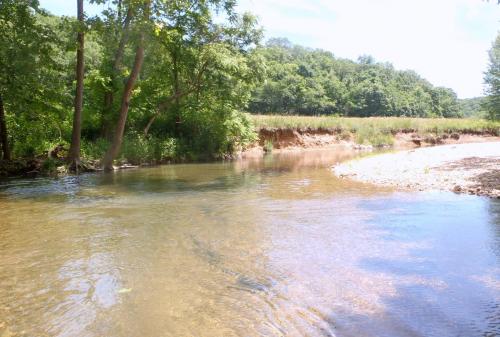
[0, 148, 498, 337]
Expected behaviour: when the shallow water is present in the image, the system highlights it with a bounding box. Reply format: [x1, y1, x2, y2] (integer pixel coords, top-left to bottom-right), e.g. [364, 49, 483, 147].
[0, 148, 498, 337]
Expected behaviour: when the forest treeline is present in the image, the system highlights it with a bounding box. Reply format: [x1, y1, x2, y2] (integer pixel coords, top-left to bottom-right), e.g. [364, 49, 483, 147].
[249, 37, 500, 120]
[249, 38, 462, 118]
[0, 0, 498, 168]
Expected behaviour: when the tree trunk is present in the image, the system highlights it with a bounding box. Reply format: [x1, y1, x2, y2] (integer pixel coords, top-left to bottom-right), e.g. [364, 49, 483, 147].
[67, 0, 85, 170]
[172, 50, 182, 136]
[102, 33, 146, 171]
[0, 93, 10, 160]
[143, 113, 158, 137]
[100, 6, 133, 139]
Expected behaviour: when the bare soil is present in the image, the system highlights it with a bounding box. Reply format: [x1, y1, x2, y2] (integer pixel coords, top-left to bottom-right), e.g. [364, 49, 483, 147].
[241, 127, 500, 158]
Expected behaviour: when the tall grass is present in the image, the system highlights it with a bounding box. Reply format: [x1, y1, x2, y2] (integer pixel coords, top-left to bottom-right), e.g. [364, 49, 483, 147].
[251, 115, 500, 136]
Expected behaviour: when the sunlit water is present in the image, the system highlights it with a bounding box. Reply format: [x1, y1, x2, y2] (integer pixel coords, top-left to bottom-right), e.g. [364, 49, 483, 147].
[0, 148, 498, 337]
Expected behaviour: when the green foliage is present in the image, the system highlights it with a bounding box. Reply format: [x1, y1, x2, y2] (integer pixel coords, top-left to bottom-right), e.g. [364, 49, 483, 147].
[100, 133, 177, 165]
[40, 157, 60, 174]
[483, 32, 500, 120]
[249, 38, 461, 118]
[1, 2, 495, 167]
[0, 1, 70, 157]
[0, 0, 263, 163]
[179, 107, 257, 159]
[458, 97, 488, 118]
[120, 133, 157, 164]
[81, 138, 109, 159]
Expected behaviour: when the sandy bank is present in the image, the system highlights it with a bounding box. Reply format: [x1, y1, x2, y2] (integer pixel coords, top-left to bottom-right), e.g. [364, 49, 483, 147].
[333, 142, 500, 198]
[248, 127, 500, 153]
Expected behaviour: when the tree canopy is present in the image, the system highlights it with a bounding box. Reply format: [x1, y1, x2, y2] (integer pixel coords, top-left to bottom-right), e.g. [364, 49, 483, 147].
[0, 1, 493, 166]
[483, 32, 500, 120]
[0, 0, 263, 162]
[248, 39, 461, 118]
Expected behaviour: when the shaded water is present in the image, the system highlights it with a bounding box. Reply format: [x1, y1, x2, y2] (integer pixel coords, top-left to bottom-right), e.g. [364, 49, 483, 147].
[0, 148, 499, 337]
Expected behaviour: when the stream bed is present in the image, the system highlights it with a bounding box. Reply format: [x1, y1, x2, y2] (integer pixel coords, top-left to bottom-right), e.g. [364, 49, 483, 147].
[0, 148, 499, 337]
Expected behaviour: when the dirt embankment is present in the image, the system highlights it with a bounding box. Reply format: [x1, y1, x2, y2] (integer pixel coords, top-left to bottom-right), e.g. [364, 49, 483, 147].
[257, 127, 344, 149]
[333, 142, 500, 198]
[247, 127, 500, 154]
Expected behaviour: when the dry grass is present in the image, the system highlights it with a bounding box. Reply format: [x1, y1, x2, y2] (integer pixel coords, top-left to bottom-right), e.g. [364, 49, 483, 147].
[251, 115, 500, 136]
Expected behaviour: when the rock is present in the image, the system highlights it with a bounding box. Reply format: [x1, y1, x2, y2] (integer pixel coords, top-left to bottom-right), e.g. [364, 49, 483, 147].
[25, 170, 40, 177]
[48, 144, 68, 160]
[57, 165, 68, 174]
[353, 144, 373, 151]
[411, 139, 422, 146]
[424, 136, 437, 145]
[452, 185, 462, 193]
[117, 164, 139, 170]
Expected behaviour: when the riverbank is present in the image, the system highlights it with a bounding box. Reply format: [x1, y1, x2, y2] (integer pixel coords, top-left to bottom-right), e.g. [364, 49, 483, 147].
[250, 115, 499, 149]
[333, 142, 500, 198]
[2, 116, 499, 178]
[245, 127, 500, 155]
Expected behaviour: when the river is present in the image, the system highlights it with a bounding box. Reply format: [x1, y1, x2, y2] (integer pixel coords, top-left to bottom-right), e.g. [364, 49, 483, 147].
[0, 148, 498, 337]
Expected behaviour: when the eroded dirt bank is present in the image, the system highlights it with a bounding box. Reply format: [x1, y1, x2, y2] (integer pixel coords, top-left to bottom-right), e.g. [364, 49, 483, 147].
[246, 127, 500, 154]
[333, 142, 500, 198]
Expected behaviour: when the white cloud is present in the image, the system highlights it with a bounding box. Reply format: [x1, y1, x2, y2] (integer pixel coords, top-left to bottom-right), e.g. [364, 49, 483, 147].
[238, 0, 500, 98]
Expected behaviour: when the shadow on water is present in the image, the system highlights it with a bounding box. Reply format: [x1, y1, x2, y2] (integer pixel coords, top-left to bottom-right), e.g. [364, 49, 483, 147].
[328, 195, 500, 337]
[0, 147, 362, 203]
[0, 161, 287, 203]
[0, 170, 255, 204]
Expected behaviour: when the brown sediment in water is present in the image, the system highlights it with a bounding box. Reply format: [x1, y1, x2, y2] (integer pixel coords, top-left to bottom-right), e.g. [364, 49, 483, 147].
[332, 142, 500, 198]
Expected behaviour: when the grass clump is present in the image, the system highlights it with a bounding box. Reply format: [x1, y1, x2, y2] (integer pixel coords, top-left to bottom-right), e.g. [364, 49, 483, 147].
[354, 127, 394, 147]
[263, 140, 274, 153]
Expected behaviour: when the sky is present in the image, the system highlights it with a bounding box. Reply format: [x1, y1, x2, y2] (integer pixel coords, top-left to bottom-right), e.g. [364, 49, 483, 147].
[40, 0, 500, 98]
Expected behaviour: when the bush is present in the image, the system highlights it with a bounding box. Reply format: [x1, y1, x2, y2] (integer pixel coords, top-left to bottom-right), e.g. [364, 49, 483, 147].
[119, 133, 178, 164]
[180, 107, 257, 159]
[81, 138, 110, 160]
[40, 157, 60, 174]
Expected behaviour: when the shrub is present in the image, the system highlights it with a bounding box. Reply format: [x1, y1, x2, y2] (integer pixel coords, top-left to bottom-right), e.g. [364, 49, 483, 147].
[180, 107, 257, 159]
[81, 138, 109, 160]
[40, 157, 60, 174]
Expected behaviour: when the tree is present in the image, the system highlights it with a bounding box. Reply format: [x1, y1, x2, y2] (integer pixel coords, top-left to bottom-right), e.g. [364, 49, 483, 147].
[67, 0, 85, 169]
[0, 0, 264, 165]
[0, 0, 62, 159]
[96, 2, 134, 139]
[483, 32, 500, 120]
[0, 93, 9, 160]
[102, 0, 151, 171]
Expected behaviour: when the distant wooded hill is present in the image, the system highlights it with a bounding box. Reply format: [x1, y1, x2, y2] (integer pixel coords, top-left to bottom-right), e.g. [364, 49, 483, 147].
[458, 97, 488, 118]
[248, 38, 463, 118]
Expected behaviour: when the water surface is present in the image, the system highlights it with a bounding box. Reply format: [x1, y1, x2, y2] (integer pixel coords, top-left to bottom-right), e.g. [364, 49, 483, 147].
[0, 149, 498, 337]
